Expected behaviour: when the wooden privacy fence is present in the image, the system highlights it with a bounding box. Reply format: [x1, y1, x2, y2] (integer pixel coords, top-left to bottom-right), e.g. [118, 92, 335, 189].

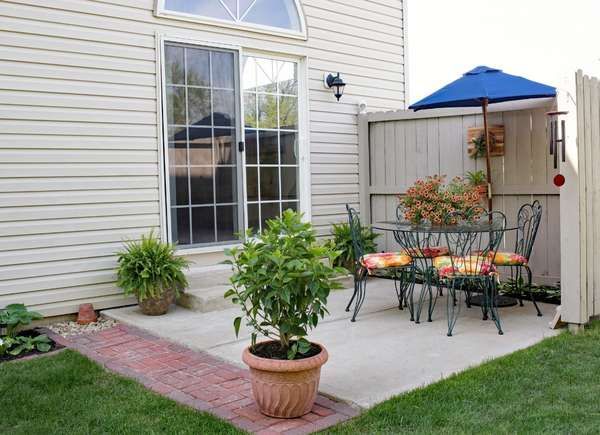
[576, 70, 600, 323]
[358, 105, 560, 284]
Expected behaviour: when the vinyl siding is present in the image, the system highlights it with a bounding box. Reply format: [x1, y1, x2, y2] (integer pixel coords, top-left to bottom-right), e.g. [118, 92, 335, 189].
[0, 0, 405, 315]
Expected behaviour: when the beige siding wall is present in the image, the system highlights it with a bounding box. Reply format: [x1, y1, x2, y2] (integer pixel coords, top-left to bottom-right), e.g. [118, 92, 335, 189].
[0, 0, 406, 315]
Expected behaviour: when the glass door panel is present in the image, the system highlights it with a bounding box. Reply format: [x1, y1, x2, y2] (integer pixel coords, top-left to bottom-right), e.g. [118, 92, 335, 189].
[165, 43, 242, 247]
[242, 55, 300, 232]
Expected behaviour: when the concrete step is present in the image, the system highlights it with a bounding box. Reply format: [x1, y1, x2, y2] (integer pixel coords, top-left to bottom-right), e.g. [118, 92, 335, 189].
[178, 264, 354, 313]
[178, 284, 236, 313]
[177, 265, 235, 313]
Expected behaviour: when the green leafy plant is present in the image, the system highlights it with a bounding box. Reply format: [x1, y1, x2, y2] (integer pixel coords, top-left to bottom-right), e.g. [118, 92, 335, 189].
[465, 170, 487, 186]
[0, 304, 52, 357]
[0, 303, 42, 338]
[499, 279, 561, 304]
[326, 222, 379, 272]
[225, 210, 344, 360]
[470, 131, 496, 159]
[0, 337, 12, 355]
[116, 231, 190, 302]
[6, 334, 52, 356]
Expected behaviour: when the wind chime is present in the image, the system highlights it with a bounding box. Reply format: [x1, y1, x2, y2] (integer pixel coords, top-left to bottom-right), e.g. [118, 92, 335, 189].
[547, 110, 568, 187]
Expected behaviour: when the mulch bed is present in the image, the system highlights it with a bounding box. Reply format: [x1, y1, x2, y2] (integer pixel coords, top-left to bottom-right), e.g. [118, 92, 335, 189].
[0, 328, 64, 364]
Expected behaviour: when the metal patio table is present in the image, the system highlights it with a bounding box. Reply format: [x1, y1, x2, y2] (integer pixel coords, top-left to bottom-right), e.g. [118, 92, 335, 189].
[372, 220, 519, 323]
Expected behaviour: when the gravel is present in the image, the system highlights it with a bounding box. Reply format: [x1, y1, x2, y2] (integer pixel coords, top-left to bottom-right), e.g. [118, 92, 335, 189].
[47, 315, 118, 337]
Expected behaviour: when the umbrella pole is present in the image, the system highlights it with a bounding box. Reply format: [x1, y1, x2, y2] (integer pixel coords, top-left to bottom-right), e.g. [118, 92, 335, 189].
[482, 98, 493, 211]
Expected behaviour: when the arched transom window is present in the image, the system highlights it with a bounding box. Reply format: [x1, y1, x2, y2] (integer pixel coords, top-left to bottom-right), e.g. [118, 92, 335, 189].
[158, 0, 306, 37]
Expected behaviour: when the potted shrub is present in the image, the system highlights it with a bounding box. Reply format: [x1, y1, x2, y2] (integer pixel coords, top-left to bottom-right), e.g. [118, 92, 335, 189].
[465, 170, 488, 198]
[326, 222, 379, 272]
[117, 232, 189, 316]
[225, 210, 344, 418]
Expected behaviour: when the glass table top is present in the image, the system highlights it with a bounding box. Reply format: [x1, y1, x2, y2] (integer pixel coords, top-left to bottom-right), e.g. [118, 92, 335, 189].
[372, 220, 518, 233]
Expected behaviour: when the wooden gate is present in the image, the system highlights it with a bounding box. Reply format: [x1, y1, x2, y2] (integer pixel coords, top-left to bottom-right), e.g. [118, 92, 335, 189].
[358, 104, 560, 285]
[571, 70, 600, 324]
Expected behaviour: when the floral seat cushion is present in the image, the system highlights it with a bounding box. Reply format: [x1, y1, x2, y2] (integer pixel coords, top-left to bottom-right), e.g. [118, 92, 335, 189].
[360, 252, 412, 271]
[433, 255, 496, 278]
[401, 246, 450, 258]
[491, 251, 528, 266]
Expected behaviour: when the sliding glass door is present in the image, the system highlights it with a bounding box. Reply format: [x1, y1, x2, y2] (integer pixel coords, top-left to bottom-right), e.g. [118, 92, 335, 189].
[163, 43, 300, 248]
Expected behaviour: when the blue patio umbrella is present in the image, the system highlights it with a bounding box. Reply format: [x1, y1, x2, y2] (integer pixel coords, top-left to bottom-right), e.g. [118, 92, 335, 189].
[409, 66, 556, 210]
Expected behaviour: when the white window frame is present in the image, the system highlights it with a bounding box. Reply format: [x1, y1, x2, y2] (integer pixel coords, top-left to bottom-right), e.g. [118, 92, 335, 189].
[154, 0, 308, 40]
[156, 33, 311, 255]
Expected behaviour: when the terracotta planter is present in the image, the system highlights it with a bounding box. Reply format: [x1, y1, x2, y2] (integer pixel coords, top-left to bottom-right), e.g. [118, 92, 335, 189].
[137, 289, 175, 316]
[476, 184, 488, 199]
[77, 303, 97, 325]
[242, 341, 328, 418]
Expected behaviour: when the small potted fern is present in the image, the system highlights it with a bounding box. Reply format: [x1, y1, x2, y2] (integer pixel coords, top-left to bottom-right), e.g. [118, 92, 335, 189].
[116, 232, 189, 316]
[327, 222, 379, 272]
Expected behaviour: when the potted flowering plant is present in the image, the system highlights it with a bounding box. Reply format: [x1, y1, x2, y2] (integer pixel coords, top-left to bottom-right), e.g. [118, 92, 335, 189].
[225, 210, 344, 418]
[465, 170, 488, 199]
[399, 175, 482, 225]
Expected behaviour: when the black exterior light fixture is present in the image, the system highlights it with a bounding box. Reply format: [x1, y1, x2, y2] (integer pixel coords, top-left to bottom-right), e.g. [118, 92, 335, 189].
[324, 72, 346, 101]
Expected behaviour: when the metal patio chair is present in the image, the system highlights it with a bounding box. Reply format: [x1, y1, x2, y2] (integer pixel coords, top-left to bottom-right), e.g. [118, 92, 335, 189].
[393, 204, 449, 323]
[344, 205, 415, 322]
[493, 200, 544, 316]
[435, 209, 507, 336]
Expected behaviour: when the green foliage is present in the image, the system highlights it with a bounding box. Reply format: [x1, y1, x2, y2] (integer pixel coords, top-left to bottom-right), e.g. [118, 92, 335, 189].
[0, 303, 42, 338]
[500, 279, 561, 304]
[465, 169, 487, 186]
[116, 231, 190, 302]
[5, 334, 52, 356]
[470, 131, 496, 159]
[0, 304, 50, 357]
[225, 210, 344, 360]
[325, 222, 379, 271]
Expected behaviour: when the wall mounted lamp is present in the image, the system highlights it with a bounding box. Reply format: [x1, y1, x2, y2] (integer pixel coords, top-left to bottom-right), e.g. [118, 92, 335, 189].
[324, 72, 346, 101]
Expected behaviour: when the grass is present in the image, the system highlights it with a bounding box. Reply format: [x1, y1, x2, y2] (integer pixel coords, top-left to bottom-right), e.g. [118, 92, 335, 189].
[0, 350, 244, 435]
[323, 322, 600, 434]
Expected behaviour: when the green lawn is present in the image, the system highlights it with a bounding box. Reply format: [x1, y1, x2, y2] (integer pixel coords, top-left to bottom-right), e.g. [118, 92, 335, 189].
[3, 324, 600, 435]
[324, 322, 600, 434]
[0, 350, 244, 435]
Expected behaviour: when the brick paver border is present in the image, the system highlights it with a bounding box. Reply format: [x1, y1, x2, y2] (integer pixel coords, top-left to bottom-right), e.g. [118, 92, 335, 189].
[46, 325, 359, 434]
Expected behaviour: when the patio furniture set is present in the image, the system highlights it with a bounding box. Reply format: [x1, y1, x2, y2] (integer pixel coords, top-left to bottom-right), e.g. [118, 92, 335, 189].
[345, 201, 543, 336]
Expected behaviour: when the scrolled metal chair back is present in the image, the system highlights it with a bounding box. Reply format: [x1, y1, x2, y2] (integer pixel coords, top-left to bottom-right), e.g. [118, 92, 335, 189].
[346, 204, 367, 263]
[515, 200, 542, 260]
[442, 208, 507, 278]
[396, 203, 407, 223]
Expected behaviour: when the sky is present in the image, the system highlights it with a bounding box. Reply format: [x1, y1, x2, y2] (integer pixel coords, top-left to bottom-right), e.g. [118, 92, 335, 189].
[407, 0, 600, 105]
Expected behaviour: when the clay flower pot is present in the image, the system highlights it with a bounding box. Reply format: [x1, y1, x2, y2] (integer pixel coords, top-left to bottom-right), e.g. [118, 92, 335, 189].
[77, 303, 97, 325]
[476, 184, 488, 199]
[137, 289, 175, 316]
[242, 341, 328, 418]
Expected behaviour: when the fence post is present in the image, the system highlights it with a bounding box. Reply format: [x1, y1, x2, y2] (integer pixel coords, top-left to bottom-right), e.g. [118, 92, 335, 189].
[358, 113, 371, 223]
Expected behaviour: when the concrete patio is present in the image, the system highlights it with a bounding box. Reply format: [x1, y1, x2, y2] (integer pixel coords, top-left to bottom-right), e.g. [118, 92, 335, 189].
[104, 280, 558, 408]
